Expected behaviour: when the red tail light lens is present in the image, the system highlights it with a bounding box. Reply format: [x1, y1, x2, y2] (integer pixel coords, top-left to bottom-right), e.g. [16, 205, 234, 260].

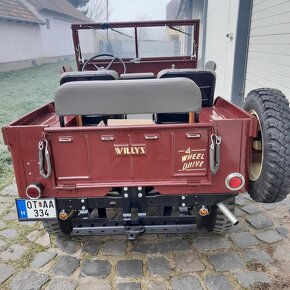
[225, 173, 245, 191]
[229, 177, 243, 188]
[26, 183, 43, 199]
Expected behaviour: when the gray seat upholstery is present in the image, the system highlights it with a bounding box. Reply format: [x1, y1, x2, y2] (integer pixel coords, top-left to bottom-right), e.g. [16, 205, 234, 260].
[54, 78, 202, 116]
[157, 68, 216, 107]
[60, 70, 119, 85]
[120, 72, 155, 79]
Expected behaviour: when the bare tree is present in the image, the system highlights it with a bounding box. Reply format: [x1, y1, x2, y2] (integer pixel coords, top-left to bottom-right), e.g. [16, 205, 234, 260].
[67, 0, 89, 8]
[84, 0, 111, 22]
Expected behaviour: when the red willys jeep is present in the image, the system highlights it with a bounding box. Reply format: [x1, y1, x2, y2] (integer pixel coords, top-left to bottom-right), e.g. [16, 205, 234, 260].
[2, 20, 290, 240]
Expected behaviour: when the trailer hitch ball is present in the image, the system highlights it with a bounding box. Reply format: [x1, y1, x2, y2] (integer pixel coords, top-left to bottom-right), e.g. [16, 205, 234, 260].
[199, 206, 209, 216]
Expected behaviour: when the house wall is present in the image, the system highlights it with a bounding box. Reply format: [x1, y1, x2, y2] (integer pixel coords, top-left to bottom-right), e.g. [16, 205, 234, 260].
[245, 0, 290, 102]
[0, 11, 95, 72]
[191, 0, 205, 66]
[0, 20, 42, 71]
[203, 0, 239, 100]
[39, 11, 95, 60]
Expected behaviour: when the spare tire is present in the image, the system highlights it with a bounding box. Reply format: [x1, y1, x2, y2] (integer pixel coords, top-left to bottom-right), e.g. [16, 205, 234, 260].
[243, 88, 290, 203]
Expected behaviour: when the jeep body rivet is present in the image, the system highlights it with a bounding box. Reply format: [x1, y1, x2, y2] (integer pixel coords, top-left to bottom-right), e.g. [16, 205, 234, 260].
[124, 193, 129, 198]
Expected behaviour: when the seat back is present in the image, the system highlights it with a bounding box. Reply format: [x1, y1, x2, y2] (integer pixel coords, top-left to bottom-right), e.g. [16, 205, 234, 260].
[120, 72, 155, 80]
[60, 70, 119, 85]
[54, 77, 202, 118]
[157, 69, 216, 107]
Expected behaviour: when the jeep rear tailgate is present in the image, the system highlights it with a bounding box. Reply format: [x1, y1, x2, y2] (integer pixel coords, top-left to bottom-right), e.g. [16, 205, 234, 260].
[46, 124, 213, 188]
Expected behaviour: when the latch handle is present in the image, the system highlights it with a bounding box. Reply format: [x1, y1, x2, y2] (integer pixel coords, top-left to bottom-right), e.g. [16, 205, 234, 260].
[144, 134, 159, 140]
[210, 133, 222, 174]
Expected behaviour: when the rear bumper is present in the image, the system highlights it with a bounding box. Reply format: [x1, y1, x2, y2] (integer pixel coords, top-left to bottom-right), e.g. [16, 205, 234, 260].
[16, 191, 237, 239]
[16, 192, 236, 221]
[56, 192, 236, 212]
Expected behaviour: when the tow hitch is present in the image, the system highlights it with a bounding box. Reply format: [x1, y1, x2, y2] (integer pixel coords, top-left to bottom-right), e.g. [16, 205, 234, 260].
[125, 225, 145, 241]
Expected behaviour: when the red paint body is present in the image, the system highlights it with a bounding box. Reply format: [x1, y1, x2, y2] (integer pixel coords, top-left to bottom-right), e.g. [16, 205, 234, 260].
[2, 99, 256, 199]
[2, 20, 257, 200]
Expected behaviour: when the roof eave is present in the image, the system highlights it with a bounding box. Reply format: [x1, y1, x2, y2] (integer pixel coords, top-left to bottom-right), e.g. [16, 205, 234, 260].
[40, 7, 92, 23]
[0, 15, 45, 24]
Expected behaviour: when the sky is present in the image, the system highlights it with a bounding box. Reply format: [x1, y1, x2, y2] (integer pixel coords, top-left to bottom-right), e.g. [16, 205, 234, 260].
[108, 0, 171, 22]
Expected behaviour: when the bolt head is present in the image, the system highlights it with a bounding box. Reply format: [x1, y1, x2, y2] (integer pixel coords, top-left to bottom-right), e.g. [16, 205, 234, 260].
[81, 199, 85, 203]
[138, 193, 143, 198]
[124, 187, 128, 191]
[124, 193, 129, 198]
[182, 203, 186, 207]
[82, 206, 85, 210]
[181, 196, 186, 200]
[138, 186, 142, 190]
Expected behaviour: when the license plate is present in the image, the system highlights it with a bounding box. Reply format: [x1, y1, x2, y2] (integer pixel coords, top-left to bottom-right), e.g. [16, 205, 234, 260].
[16, 199, 57, 220]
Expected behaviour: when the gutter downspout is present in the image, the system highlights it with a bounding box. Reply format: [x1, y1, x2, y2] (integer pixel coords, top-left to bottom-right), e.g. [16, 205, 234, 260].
[231, 0, 253, 106]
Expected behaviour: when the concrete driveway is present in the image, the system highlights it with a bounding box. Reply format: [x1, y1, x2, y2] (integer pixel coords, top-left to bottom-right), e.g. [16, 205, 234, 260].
[0, 184, 289, 290]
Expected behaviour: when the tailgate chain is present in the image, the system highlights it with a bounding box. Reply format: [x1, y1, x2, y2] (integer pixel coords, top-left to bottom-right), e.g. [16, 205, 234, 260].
[210, 133, 222, 174]
[38, 135, 52, 178]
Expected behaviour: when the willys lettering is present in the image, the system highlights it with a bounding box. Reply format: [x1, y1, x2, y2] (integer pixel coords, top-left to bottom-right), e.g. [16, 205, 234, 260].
[114, 145, 146, 156]
[178, 147, 206, 171]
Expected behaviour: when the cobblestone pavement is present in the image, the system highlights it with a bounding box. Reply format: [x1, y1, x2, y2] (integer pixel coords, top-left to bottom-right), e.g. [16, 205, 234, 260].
[0, 184, 290, 290]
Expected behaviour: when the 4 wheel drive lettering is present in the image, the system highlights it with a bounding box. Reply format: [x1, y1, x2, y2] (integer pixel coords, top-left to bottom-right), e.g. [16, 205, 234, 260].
[182, 160, 205, 171]
[114, 145, 146, 156]
[181, 153, 204, 162]
[178, 147, 206, 172]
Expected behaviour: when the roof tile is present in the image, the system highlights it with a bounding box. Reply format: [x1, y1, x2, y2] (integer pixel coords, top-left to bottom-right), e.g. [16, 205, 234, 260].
[0, 0, 42, 23]
[27, 0, 91, 22]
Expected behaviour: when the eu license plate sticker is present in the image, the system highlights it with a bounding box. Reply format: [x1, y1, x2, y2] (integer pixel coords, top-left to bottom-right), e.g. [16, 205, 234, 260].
[16, 199, 57, 220]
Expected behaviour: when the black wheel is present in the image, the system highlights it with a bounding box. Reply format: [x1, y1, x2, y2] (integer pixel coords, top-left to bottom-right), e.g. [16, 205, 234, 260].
[197, 197, 235, 233]
[243, 88, 290, 203]
[42, 220, 72, 237]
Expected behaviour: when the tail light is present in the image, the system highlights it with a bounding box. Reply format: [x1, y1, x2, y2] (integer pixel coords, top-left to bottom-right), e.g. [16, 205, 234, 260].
[26, 183, 43, 199]
[225, 173, 245, 191]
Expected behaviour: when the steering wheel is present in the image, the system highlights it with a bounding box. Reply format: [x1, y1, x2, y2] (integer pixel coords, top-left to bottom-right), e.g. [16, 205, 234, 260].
[82, 53, 126, 74]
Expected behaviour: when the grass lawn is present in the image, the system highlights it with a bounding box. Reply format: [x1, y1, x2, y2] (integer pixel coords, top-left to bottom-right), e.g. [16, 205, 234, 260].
[0, 61, 75, 190]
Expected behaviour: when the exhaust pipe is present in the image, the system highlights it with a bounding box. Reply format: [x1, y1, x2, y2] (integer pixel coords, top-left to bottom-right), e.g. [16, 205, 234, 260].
[216, 202, 239, 226]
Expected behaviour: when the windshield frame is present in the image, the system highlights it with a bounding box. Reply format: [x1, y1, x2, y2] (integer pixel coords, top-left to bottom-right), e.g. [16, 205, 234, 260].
[72, 19, 200, 73]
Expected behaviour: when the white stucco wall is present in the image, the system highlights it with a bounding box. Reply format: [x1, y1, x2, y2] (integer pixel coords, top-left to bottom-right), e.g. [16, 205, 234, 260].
[79, 29, 96, 56]
[204, 0, 239, 100]
[39, 11, 95, 58]
[0, 10, 95, 71]
[0, 20, 42, 63]
[191, 0, 204, 66]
